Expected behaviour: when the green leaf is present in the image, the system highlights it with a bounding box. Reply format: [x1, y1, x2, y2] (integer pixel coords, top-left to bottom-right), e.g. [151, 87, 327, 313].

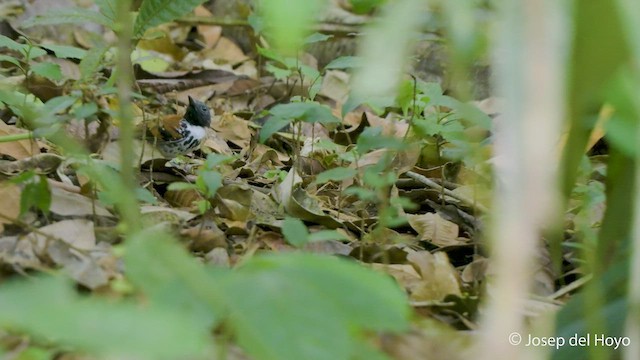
[167, 182, 198, 191]
[0, 34, 24, 52]
[352, 0, 423, 99]
[560, 1, 630, 197]
[0, 36, 48, 61]
[304, 32, 333, 44]
[314, 167, 357, 184]
[95, 0, 117, 22]
[221, 254, 410, 360]
[281, 217, 309, 247]
[265, 63, 292, 79]
[258, 116, 293, 143]
[125, 228, 224, 330]
[31, 62, 63, 81]
[134, 0, 207, 38]
[307, 230, 349, 242]
[72, 102, 98, 119]
[20, 174, 51, 215]
[22, 8, 114, 28]
[349, 0, 386, 14]
[356, 127, 405, 153]
[199, 170, 222, 198]
[343, 186, 377, 201]
[325, 56, 363, 70]
[269, 102, 340, 125]
[257, 46, 287, 65]
[79, 45, 109, 81]
[438, 95, 491, 130]
[25, 48, 47, 61]
[299, 63, 320, 81]
[135, 187, 158, 204]
[260, 0, 325, 54]
[43, 95, 78, 115]
[0, 276, 211, 360]
[0, 54, 21, 67]
[39, 44, 87, 59]
[205, 153, 235, 169]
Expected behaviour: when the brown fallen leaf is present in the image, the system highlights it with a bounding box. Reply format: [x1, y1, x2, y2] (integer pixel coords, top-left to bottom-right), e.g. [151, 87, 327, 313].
[0, 121, 38, 160]
[0, 184, 21, 233]
[25, 219, 117, 289]
[50, 186, 112, 217]
[0, 235, 43, 269]
[407, 250, 462, 301]
[194, 5, 222, 50]
[407, 212, 461, 247]
[211, 113, 253, 149]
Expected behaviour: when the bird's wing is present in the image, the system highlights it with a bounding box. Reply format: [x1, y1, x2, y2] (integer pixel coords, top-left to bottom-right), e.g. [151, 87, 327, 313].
[144, 114, 184, 142]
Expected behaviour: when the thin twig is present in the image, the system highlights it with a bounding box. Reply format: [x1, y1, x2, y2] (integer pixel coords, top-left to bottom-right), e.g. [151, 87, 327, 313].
[405, 170, 489, 213]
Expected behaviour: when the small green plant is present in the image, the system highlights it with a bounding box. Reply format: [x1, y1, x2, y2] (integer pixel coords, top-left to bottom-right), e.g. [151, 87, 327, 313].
[9, 170, 51, 216]
[167, 154, 234, 214]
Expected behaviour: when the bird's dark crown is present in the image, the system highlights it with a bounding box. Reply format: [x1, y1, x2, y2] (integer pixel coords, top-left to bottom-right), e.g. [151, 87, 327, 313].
[184, 96, 211, 127]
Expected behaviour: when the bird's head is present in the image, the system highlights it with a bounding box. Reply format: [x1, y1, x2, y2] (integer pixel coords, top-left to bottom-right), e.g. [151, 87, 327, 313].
[184, 96, 211, 127]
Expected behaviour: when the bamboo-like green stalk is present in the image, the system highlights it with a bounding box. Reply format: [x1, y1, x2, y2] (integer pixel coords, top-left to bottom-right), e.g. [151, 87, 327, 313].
[478, 1, 566, 359]
[617, 1, 640, 359]
[0, 132, 33, 143]
[115, 0, 141, 234]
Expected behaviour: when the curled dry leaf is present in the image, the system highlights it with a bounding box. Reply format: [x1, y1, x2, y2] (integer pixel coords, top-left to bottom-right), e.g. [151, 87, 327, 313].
[250, 188, 284, 227]
[211, 113, 253, 149]
[203, 127, 233, 154]
[215, 183, 253, 222]
[0, 153, 62, 177]
[406, 251, 462, 301]
[182, 223, 227, 253]
[407, 212, 460, 247]
[140, 205, 197, 227]
[460, 257, 489, 284]
[164, 187, 201, 209]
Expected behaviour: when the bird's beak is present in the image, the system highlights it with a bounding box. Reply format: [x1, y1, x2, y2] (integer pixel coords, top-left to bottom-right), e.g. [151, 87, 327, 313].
[188, 96, 195, 106]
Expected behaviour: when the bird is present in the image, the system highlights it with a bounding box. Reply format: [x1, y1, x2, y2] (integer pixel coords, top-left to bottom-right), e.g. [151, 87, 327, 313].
[144, 96, 211, 158]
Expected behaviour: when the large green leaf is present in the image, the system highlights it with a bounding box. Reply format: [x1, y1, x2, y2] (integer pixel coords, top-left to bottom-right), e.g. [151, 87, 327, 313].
[125, 228, 224, 330]
[40, 44, 87, 59]
[269, 102, 340, 125]
[30, 62, 63, 81]
[281, 217, 309, 246]
[133, 0, 206, 38]
[94, 0, 117, 22]
[79, 45, 109, 81]
[0, 276, 211, 360]
[220, 254, 410, 360]
[260, 0, 324, 54]
[351, 0, 423, 101]
[552, 261, 629, 360]
[260, 102, 340, 142]
[560, 1, 630, 197]
[22, 8, 114, 29]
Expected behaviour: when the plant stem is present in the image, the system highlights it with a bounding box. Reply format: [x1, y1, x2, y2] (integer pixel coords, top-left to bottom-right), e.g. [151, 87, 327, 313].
[115, 0, 141, 234]
[0, 132, 33, 143]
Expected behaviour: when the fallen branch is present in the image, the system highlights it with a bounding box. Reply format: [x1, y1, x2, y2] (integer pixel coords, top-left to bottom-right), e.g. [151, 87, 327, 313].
[405, 170, 489, 213]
